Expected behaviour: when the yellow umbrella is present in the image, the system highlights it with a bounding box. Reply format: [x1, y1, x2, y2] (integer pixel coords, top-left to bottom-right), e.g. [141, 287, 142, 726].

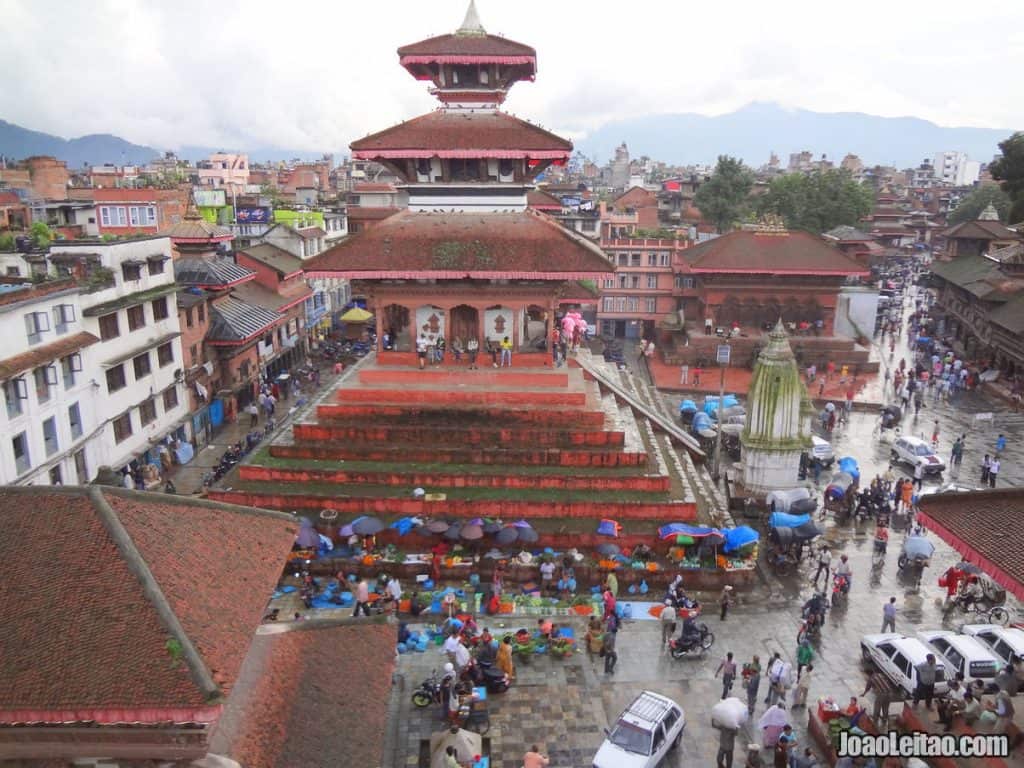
[340, 307, 373, 323]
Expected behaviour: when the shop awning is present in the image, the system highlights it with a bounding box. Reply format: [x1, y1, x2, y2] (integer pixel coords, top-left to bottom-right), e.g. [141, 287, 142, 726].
[918, 489, 1024, 602]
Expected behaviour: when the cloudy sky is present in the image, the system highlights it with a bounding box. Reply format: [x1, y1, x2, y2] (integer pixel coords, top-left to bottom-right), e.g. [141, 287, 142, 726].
[2, 0, 1022, 157]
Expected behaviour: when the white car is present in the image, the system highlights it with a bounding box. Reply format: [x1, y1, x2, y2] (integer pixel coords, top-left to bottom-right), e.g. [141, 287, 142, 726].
[593, 690, 685, 768]
[810, 435, 834, 466]
[891, 436, 946, 474]
[919, 630, 1002, 681]
[961, 625, 1024, 667]
[861, 634, 949, 696]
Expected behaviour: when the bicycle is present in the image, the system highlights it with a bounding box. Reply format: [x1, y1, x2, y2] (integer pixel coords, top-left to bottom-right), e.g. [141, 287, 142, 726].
[943, 598, 1010, 626]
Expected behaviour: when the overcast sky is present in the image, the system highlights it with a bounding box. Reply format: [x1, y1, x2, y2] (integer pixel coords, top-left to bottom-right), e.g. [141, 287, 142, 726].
[2, 0, 1022, 160]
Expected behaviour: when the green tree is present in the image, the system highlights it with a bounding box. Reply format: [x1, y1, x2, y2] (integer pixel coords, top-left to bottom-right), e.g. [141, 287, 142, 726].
[989, 132, 1024, 223]
[0, 232, 14, 251]
[694, 156, 754, 232]
[29, 221, 53, 249]
[756, 169, 874, 234]
[947, 184, 1011, 225]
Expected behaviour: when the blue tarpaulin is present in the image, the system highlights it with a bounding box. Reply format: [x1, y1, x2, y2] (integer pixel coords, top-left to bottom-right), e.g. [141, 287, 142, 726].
[692, 412, 712, 432]
[679, 399, 698, 414]
[838, 457, 860, 482]
[769, 511, 811, 529]
[722, 526, 760, 552]
[390, 517, 416, 536]
[659, 523, 721, 540]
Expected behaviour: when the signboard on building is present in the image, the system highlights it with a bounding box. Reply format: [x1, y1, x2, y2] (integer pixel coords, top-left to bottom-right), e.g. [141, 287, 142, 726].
[560, 196, 581, 208]
[236, 206, 271, 223]
[716, 344, 731, 365]
[194, 190, 226, 207]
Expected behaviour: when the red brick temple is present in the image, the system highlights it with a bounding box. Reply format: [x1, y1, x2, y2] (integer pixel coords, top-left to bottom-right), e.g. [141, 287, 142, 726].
[205, 5, 753, 585]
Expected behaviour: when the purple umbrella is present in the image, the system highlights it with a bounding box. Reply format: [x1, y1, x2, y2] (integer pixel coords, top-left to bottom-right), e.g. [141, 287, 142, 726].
[352, 516, 385, 536]
[426, 520, 450, 534]
[461, 524, 484, 540]
[339, 524, 354, 537]
[482, 520, 503, 534]
[517, 526, 539, 544]
[295, 518, 319, 548]
[512, 519, 532, 528]
[443, 523, 463, 541]
[467, 518, 484, 527]
[495, 526, 519, 545]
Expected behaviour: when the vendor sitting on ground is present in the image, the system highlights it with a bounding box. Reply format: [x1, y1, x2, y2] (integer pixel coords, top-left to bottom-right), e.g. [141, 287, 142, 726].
[408, 591, 424, 617]
[537, 617, 554, 641]
[584, 617, 604, 656]
[631, 542, 653, 562]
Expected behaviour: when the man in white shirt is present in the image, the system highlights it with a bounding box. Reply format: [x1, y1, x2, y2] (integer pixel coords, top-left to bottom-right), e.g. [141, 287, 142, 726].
[539, 559, 556, 594]
[443, 631, 462, 666]
[661, 600, 677, 646]
[989, 457, 1000, 488]
[812, 546, 832, 587]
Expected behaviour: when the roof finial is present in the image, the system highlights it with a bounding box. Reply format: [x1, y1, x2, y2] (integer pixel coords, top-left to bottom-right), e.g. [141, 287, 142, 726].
[979, 202, 1000, 221]
[457, 0, 486, 36]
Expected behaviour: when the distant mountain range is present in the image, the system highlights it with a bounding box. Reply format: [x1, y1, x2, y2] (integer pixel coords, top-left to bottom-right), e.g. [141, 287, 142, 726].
[576, 102, 1016, 169]
[2, 102, 1017, 171]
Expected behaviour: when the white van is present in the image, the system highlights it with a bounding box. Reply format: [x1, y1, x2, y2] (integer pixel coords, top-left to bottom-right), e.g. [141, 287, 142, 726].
[961, 625, 1024, 667]
[919, 630, 1002, 681]
[861, 634, 949, 696]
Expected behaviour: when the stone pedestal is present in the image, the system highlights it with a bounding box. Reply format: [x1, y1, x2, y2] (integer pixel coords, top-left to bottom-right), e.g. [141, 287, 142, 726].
[741, 448, 803, 496]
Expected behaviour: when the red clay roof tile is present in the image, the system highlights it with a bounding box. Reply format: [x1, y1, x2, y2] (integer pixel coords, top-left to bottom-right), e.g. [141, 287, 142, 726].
[684, 230, 869, 276]
[0, 331, 100, 381]
[398, 32, 535, 58]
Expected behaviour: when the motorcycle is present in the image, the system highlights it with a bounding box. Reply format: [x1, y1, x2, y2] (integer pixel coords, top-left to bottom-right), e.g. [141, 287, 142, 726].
[831, 574, 850, 607]
[411, 670, 445, 707]
[462, 659, 511, 694]
[798, 593, 827, 643]
[668, 623, 714, 659]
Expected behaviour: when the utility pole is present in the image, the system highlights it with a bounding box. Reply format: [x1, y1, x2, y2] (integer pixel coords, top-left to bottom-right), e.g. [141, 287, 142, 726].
[712, 342, 730, 483]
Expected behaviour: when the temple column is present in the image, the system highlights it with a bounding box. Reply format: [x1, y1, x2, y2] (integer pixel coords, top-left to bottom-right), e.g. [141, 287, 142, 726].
[374, 307, 384, 352]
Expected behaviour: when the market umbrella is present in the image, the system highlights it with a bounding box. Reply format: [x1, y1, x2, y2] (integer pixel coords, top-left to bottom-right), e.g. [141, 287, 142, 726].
[340, 307, 373, 323]
[295, 518, 319, 548]
[597, 543, 620, 556]
[517, 526, 539, 544]
[460, 524, 484, 541]
[495, 526, 519, 545]
[339, 523, 354, 537]
[351, 516, 385, 536]
[426, 519, 451, 534]
[443, 523, 463, 541]
[511, 519, 532, 528]
[482, 520, 503, 534]
[467, 517, 484, 526]
[955, 562, 983, 575]
[824, 402, 836, 413]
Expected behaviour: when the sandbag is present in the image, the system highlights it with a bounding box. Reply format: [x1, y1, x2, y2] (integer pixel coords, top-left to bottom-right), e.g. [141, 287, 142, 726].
[711, 697, 749, 730]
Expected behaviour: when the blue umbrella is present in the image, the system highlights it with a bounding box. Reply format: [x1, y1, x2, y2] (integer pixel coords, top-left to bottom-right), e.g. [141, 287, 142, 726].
[495, 526, 519, 545]
[295, 518, 319, 548]
[352, 516, 385, 536]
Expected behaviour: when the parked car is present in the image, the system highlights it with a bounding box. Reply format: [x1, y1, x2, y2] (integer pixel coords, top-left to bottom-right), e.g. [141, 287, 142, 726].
[961, 625, 1024, 667]
[592, 690, 685, 768]
[919, 630, 1002, 681]
[860, 634, 949, 697]
[890, 436, 946, 474]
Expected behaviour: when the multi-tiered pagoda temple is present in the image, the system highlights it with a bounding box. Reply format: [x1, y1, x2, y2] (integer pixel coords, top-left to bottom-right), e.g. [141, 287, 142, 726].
[306, 2, 613, 352]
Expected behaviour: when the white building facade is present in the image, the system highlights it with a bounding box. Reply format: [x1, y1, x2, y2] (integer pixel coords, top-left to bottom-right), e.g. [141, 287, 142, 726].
[933, 151, 981, 187]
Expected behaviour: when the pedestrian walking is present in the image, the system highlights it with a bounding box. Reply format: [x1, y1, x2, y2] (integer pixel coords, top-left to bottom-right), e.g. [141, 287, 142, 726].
[862, 671, 896, 726]
[719, 585, 733, 620]
[661, 600, 677, 646]
[931, 419, 940, 447]
[981, 454, 991, 485]
[744, 655, 762, 715]
[680, 364, 689, 385]
[912, 461, 924, 491]
[246, 401, 259, 427]
[716, 651, 737, 699]
[811, 545, 831, 587]
[881, 596, 897, 633]
[693, 366, 702, 387]
[996, 434, 1007, 455]
[353, 578, 371, 617]
[764, 653, 784, 706]
[792, 664, 812, 709]
[913, 654, 938, 709]
[989, 456, 1000, 488]
[601, 627, 617, 674]
[714, 721, 738, 768]
[796, 640, 813, 680]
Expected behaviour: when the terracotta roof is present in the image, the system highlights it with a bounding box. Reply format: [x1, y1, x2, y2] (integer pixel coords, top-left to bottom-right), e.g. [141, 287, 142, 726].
[526, 189, 562, 210]
[350, 110, 571, 159]
[684, 230, 869, 275]
[210, 620, 396, 768]
[231, 280, 313, 314]
[942, 219, 1021, 241]
[397, 32, 535, 59]
[348, 206, 401, 221]
[0, 487, 296, 725]
[162, 217, 234, 243]
[353, 183, 397, 193]
[919, 489, 1024, 601]
[304, 209, 614, 279]
[0, 277, 77, 308]
[823, 225, 873, 242]
[238, 243, 304, 277]
[294, 226, 327, 240]
[0, 331, 99, 381]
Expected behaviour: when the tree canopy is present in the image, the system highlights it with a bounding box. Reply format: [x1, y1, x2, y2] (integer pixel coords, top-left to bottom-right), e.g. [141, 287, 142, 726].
[694, 156, 754, 233]
[989, 131, 1024, 224]
[755, 169, 874, 235]
[947, 184, 1012, 225]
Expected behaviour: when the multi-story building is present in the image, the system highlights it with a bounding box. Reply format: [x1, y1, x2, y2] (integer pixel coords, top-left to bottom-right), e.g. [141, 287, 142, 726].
[0, 156, 71, 200]
[195, 153, 250, 195]
[597, 237, 688, 340]
[933, 151, 981, 187]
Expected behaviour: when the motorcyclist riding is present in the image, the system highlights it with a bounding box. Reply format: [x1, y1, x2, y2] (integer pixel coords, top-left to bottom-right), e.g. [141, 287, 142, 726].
[679, 617, 701, 649]
[958, 577, 984, 610]
[874, 525, 889, 554]
[834, 554, 852, 590]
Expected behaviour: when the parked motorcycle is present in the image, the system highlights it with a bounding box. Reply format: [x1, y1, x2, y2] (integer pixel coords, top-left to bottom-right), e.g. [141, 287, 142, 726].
[668, 622, 714, 659]
[411, 670, 445, 707]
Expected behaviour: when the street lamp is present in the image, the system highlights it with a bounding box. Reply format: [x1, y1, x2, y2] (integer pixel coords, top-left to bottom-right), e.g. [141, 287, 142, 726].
[712, 342, 730, 483]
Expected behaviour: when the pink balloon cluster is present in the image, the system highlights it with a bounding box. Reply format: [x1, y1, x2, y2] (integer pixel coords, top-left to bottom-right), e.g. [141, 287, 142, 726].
[560, 311, 587, 336]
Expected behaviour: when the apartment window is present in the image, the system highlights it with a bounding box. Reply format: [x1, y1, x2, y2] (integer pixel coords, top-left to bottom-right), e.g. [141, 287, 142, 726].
[163, 386, 179, 411]
[682, 277, 695, 289]
[106, 364, 127, 393]
[618, 275, 629, 289]
[73, 448, 87, 483]
[152, 297, 169, 321]
[99, 312, 120, 340]
[603, 278, 614, 289]
[602, 296, 615, 312]
[100, 206, 127, 227]
[147, 258, 165, 276]
[630, 254, 641, 267]
[42, 416, 59, 456]
[647, 274, 658, 289]
[6, 266, 19, 276]
[617, 254, 628, 266]
[239, 360, 251, 380]
[197, 303, 205, 323]
[648, 253, 658, 266]
[613, 297, 626, 312]
[4, 377, 27, 418]
[185, 308, 194, 328]
[49, 465, 63, 486]
[34, 365, 56, 403]
[627, 297, 639, 312]
[126, 304, 145, 331]
[660, 253, 671, 266]
[112, 412, 133, 443]
[581, 219, 596, 232]
[133, 352, 151, 379]
[646, 298, 657, 313]
[12, 431, 30, 475]
[24, 311, 50, 344]
[139, 397, 157, 426]
[157, 342, 174, 367]
[122, 262, 142, 282]
[68, 402, 83, 439]
[52, 304, 76, 333]
[630, 275, 640, 288]
[61, 353, 82, 388]
[128, 206, 156, 227]
[190, 344, 199, 366]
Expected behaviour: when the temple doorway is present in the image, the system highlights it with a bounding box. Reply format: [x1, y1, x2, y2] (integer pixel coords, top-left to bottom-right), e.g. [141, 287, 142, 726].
[382, 304, 411, 351]
[450, 304, 479, 346]
[524, 305, 548, 350]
